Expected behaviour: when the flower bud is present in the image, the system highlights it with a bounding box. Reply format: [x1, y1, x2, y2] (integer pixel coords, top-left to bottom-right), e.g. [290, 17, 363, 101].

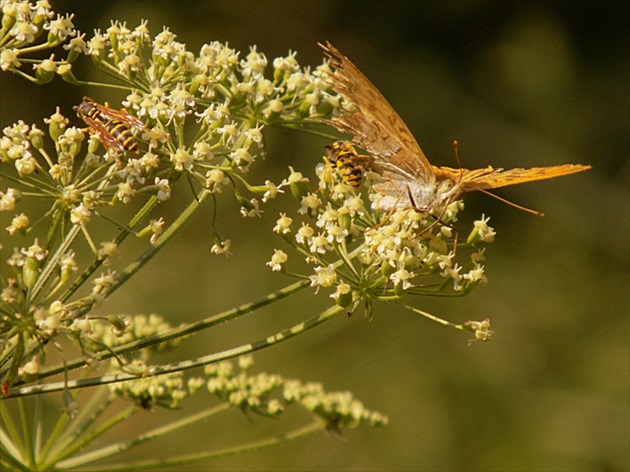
[35, 67, 55, 84]
[332, 283, 353, 309]
[23, 256, 40, 289]
[264, 99, 283, 124]
[2, 7, 16, 31]
[337, 207, 352, 232]
[58, 64, 78, 84]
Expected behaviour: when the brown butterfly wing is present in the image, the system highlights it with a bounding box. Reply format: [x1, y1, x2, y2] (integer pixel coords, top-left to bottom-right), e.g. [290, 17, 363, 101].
[433, 164, 592, 192]
[320, 41, 435, 187]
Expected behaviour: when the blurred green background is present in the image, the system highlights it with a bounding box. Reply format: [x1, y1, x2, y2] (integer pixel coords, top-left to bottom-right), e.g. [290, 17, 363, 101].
[1, 1, 628, 470]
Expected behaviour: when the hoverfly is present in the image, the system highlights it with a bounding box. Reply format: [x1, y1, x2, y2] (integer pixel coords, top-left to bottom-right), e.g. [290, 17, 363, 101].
[320, 42, 591, 215]
[323, 140, 366, 189]
[74, 97, 146, 153]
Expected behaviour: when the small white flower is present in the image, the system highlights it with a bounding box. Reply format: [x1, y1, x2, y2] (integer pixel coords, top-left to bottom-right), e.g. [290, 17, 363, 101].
[149, 217, 164, 245]
[44, 13, 76, 41]
[211, 239, 232, 256]
[155, 177, 171, 201]
[309, 265, 337, 292]
[273, 213, 293, 234]
[10, 21, 38, 43]
[1, 48, 21, 71]
[266, 249, 288, 271]
[0, 188, 19, 211]
[331, 282, 351, 301]
[465, 319, 493, 344]
[295, 223, 314, 244]
[97, 241, 119, 265]
[116, 181, 135, 204]
[240, 198, 262, 218]
[6, 213, 30, 235]
[262, 180, 282, 202]
[390, 268, 413, 290]
[298, 193, 322, 215]
[170, 148, 193, 171]
[308, 233, 331, 255]
[70, 204, 91, 226]
[205, 169, 225, 192]
[91, 270, 116, 297]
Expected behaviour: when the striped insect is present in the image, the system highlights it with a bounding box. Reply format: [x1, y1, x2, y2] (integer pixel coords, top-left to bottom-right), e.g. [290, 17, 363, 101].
[74, 97, 146, 153]
[323, 140, 366, 189]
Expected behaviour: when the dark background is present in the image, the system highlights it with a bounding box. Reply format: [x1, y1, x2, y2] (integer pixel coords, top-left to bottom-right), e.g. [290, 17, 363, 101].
[1, 1, 628, 470]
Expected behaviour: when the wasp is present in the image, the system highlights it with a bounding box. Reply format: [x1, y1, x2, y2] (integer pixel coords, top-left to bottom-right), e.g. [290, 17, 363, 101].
[323, 140, 367, 189]
[74, 97, 146, 153]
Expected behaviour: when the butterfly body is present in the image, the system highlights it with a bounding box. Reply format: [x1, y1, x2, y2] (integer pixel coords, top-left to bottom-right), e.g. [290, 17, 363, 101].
[320, 42, 591, 214]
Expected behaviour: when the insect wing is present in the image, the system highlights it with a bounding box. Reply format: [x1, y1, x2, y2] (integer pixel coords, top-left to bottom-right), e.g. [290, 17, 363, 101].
[320, 42, 435, 187]
[79, 113, 126, 152]
[89, 99, 145, 131]
[433, 164, 592, 192]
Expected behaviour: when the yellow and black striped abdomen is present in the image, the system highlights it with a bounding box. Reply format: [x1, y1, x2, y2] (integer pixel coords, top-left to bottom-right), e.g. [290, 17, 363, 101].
[324, 140, 364, 188]
[104, 120, 138, 152]
[74, 97, 141, 153]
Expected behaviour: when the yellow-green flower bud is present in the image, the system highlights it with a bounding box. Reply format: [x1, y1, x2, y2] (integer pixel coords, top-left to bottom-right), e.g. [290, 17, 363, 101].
[332, 283, 353, 309]
[29, 129, 45, 150]
[23, 256, 39, 289]
[85, 135, 99, 153]
[107, 315, 128, 335]
[2, 7, 16, 30]
[337, 206, 352, 232]
[380, 260, 395, 278]
[273, 67, 288, 85]
[264, 99, 283, 124]
[47, 108, 67, 142]
[35, 67, 55, 84]
[297, 99, 312, 117]
[58, 64, 78, 84]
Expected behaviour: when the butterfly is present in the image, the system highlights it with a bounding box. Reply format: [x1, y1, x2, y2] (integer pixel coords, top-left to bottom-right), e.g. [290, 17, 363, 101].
[320, 41, 591, 216]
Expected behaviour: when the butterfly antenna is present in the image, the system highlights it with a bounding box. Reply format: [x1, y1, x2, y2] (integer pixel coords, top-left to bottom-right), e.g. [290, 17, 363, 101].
[453, 140, 463, 168]
[453, 140, 464, 183]
[477, 188, 545, 217]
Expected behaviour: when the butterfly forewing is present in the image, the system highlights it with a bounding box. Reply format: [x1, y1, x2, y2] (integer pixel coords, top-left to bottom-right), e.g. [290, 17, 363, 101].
[320, 42, 435, 188]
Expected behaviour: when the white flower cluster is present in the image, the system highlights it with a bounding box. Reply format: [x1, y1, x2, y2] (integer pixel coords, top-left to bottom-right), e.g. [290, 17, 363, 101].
[0, 0, 83, 81]
[110, 370, 191, 409]
[205, 356, 387, 428]
[269, 163, 494, 315]
[1, 7, 344, 390]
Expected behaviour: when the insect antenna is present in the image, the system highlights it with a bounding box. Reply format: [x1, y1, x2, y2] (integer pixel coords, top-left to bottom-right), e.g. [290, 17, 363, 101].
[453, 140, 544, 216]
[476, 188, 544, 217]
[453, 140, 463, 174]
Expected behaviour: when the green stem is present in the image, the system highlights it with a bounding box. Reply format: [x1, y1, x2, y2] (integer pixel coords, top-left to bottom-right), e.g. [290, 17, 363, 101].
[5, 304, 344, 398]
[18, 278, 311, 387]
[41, 404, 138, 470]
[56, 403, 231, 469]
[68, 419, 325, 471]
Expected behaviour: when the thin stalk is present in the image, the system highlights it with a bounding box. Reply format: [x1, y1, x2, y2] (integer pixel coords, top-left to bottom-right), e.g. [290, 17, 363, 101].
[70, 419, 325, 471]
[6, 304, 344, 398]
[21, 278, 311, 386]
[57, 403, 231, 469]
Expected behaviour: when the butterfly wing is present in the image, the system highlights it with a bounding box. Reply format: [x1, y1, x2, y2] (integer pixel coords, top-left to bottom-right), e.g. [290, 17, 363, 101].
[433, 164, 592, 192]
[320, 42, 435, 188]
